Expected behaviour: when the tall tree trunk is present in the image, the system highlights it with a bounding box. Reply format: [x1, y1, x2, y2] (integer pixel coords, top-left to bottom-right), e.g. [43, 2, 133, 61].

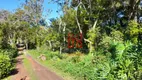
[84, 38, 93, 53]
[63, 23, 66, 47]
[48, 41, 52, 49]
[59, 46, 62, 54]
[25, 42, 28, 50]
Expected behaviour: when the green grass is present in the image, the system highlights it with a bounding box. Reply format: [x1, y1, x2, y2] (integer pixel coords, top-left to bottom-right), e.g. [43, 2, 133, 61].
[23, 54, 38, 80]
[39, 59, 77, 80]
[28, 49, 110, 80]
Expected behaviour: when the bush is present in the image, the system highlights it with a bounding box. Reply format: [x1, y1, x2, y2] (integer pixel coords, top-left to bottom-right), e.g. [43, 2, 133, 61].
[1, 49, 18, 59]
[0, 54, 14, 79]
[0, 49, 17, 79]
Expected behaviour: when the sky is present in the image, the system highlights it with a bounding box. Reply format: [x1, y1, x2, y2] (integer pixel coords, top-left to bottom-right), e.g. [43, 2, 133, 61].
[0, 0, 61, 23]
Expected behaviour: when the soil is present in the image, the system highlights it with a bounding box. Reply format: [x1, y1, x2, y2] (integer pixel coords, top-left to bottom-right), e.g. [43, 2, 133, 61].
[26, 54, 63, 80]
[10, 55, 30, 80]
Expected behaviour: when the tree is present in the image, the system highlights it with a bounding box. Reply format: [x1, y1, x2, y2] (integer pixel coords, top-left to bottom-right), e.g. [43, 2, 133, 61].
[23, 0, 44, 25]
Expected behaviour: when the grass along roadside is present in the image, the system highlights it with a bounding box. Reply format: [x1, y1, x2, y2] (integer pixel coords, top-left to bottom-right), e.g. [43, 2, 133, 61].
[28, 50, 77, 80]
[23, 54, 38, 80]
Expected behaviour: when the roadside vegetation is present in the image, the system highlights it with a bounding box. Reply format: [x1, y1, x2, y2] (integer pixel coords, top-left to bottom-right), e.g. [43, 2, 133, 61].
[29, 41, 142, 80]
[0, 0, 142, 80]
[0, 49, 17, 79]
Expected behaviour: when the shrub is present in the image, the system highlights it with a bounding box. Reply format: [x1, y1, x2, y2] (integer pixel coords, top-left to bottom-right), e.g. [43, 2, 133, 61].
[0, 54, 14, 79]
[0, 49, 17, 79]
[111, 30, 124, 42]
[1, 49, 18, 59]
[125, 20, 139, 44]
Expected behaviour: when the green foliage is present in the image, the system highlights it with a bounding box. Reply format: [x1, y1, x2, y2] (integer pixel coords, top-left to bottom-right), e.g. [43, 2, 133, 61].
[0, 49, 17, 79]
[87, 27, 100, 52]
[125, 20, 139, 44]
[106, 41, 142, 79]
[87, 28, 98, 43]
[99, 35, 112, 51]
[111, 30, 124, 42]
[0, 55, 14, 79]
[30, 39, 142, 80]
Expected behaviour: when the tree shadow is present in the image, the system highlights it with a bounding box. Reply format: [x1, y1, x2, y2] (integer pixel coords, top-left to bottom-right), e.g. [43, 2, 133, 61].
[62, 48, 89, 54]
[9, 55, 24, 76]
[10, 69, 19, 76]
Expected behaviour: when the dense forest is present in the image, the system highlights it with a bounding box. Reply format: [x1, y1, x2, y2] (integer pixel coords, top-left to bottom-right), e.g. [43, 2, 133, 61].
[0, 0, 142, 80]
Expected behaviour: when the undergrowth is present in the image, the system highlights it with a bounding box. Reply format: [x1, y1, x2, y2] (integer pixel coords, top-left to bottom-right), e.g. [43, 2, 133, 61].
[28, 41, 142, 80]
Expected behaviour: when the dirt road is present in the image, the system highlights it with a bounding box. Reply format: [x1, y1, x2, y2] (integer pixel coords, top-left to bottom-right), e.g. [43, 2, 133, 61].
[11, 53, 63, 80]
[11, 55, 30, 80]
[26, 54, 63, 80]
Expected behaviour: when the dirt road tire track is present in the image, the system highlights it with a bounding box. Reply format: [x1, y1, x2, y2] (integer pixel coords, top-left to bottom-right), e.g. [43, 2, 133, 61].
[11, 55, 30, 80]
[26, 54, 64, 80]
